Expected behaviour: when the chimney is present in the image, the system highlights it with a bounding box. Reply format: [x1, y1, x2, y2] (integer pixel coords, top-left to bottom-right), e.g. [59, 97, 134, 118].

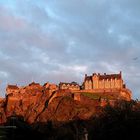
[104, 73, 106, 75]
[85, 74, 87, 77]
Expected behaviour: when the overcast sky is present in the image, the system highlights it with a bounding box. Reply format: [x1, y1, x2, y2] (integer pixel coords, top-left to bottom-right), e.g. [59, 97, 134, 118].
[0, 0, 140, 99]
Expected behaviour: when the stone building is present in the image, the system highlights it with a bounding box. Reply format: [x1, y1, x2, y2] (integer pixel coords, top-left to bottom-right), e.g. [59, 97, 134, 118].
[84, 71, 125, 90]
[59, 82, 80, 91]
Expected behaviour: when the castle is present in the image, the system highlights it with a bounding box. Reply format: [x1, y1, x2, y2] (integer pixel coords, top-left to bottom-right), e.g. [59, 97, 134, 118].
[84, 71, 125, 90]
[59, 71, 125, 91]
[0, 71, 132, 124]
[58, 71, 132, 101]
[5, 71, 132, 102]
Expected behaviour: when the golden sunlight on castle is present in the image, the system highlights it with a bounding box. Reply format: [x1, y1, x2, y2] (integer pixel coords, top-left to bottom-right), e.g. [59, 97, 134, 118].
[84, 71, 124, 90]
[5, 71, 132, 104]
[59, 71, 132, 101]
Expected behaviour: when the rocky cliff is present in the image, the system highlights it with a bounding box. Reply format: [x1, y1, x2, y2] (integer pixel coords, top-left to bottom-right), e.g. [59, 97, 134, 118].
[0, 82, 101, 124]
[0, 82, 131, 124]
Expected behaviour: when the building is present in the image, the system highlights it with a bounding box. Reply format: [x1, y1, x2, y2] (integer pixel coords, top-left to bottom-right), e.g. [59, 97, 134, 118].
[84, 71, 125, 90]
[59, 82, 80, 91]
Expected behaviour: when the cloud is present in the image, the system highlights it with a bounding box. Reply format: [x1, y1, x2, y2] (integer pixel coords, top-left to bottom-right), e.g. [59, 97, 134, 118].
[0, 0, 140, 99]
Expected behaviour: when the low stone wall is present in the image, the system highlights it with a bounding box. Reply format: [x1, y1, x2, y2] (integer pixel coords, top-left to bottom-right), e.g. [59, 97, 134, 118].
[72, 88, 132, 101]
[73, 89, 122, 93]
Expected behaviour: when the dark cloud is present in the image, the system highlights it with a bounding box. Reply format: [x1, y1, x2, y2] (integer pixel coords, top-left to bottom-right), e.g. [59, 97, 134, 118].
[0, 0, 140, 99]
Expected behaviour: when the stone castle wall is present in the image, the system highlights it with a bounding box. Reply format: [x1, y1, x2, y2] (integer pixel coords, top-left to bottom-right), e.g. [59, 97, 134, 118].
[84, 72, 123, 90]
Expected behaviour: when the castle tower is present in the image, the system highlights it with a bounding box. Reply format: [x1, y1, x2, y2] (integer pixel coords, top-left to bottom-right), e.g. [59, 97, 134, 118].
[84, 74, 93, 90]
[92, 73, 99, 89]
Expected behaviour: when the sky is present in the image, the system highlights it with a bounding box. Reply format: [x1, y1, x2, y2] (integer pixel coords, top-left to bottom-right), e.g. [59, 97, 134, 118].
[0, 0, 140, 99]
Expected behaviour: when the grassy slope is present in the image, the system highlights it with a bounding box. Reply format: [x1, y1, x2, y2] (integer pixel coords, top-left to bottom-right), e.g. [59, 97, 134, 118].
[81, 92, 117, 100]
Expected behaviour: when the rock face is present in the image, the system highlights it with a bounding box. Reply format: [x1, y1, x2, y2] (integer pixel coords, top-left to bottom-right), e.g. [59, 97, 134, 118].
[0, 82, 132, 124]
[0, 82, 97, 124]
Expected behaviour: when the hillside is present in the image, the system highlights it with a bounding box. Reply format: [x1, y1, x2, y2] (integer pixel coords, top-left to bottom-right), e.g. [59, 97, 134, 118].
[1, 99, 140, 140]
[0, 82, 131, 124]
[0, 82, 138, 140]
